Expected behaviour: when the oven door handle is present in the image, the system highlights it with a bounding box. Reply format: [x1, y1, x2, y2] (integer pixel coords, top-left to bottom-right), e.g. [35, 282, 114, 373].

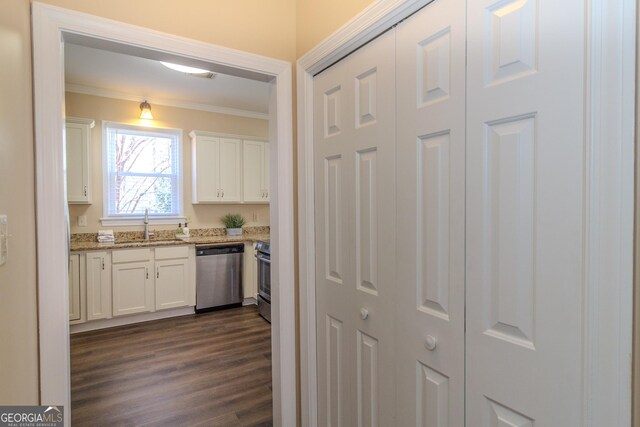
[256, 254, 271, 264]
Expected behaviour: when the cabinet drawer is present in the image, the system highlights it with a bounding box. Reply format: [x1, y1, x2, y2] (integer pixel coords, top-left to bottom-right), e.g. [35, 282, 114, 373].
[112, 248, 153, 264]
[155, 246, 190, 260]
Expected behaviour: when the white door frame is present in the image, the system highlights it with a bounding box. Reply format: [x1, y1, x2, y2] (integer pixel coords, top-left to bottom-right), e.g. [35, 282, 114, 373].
[296, 0, 636, 425]
[31, 3, 296, 426]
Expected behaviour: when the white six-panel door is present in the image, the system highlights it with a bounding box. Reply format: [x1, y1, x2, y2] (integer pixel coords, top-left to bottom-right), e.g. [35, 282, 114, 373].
[314, 29, 397, 427]
[395, 0, 466, 425]
[465, 0, 585, 424]
[313, 0, 587, 424]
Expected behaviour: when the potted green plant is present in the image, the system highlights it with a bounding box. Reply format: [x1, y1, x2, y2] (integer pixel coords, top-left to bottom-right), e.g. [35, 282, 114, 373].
[221, 213, 246, 236]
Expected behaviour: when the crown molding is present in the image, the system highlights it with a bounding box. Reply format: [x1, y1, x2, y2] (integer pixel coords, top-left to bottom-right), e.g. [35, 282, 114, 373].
[297, 0, 432, 75]
[65, 83, 269, 120]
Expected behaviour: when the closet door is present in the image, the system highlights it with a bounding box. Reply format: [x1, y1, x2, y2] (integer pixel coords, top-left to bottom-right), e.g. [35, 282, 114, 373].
[314, 29, 396, 427]
[395, 0, 466, 425]
[466, 0, 585, 424]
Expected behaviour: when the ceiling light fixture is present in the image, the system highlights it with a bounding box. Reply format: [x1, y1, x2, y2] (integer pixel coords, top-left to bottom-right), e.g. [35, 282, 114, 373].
[139, 100, 153, 120]
[160, 61, 215, 78]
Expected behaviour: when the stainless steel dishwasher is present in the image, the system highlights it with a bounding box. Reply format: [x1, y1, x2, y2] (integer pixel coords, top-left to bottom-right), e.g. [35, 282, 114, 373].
[195, 243, 243, 313]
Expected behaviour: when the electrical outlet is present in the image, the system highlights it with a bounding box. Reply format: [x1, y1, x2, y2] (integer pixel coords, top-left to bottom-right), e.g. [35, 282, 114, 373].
[78, 215, 87, 227]
[0, 215, 7, 266]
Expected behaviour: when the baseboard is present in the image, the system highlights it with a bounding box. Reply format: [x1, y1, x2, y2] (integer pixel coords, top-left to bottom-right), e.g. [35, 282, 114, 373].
[70, 306, 195, 334]
[243, 297, 258, 306]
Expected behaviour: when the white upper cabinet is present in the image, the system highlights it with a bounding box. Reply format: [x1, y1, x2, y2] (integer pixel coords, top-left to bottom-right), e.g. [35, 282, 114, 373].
[243, 140, 270, 203]
[218, 138, 243, 202]
[191, 130, 269, 204]
[191, 131, 242, 203]
[65, 117, 95, 204]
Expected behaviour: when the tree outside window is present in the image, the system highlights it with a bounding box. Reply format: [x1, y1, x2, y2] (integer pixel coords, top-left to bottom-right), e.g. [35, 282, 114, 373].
[104, 123, 182, 218]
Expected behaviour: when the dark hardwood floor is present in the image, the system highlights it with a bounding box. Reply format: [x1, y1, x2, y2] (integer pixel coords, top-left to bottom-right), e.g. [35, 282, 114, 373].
[70, 306, 272, 426]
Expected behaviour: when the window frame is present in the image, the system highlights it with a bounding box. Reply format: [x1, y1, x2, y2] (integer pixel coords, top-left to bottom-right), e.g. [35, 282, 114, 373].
[101, 121, 185, 226]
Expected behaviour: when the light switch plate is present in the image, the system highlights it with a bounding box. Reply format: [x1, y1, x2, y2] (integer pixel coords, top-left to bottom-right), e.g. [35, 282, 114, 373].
[0, 215, 7, 266]
[78, 215, 87, 227]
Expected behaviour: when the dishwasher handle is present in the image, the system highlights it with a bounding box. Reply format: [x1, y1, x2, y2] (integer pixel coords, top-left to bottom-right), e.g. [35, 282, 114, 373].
[196, 244, 244, 256]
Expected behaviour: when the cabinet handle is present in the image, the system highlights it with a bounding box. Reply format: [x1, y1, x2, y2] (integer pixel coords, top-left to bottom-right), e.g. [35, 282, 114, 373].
[222, 189, 225, 197]
[84, 185, 87, 197]
[156, 268, 159, 279]
[146, 268, 149, 279]
[101, 258, 104, 270]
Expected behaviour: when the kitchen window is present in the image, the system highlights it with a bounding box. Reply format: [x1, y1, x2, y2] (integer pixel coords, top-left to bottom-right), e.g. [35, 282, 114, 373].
[102, 122, 183, 225]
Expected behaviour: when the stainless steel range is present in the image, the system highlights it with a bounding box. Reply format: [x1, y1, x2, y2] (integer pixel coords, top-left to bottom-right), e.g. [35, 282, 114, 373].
[255, 240, 271, 322]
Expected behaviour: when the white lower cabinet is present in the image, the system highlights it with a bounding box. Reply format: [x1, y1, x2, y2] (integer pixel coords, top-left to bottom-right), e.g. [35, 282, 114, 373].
[155, 246, 194, 310]
[242, 242, 258, 301]
[68, 254, 81, 321]
[86, 251, 112, 320]
[73, 246, 196, 326]
[112, 249, 155, 317]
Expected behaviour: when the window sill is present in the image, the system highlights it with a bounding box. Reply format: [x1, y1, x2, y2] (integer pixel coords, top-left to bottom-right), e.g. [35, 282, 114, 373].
[100, 217, 186, 227]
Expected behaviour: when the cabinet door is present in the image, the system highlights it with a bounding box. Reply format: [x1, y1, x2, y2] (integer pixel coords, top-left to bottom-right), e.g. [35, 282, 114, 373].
[218, 138, 242, 202]
[243, 140, 267, 202]
[65, 118, 94, 204]
[69, 254, 81, 321]
[314, 29, 397, 427]
[242, 242, 257, 300]
[395, 0, 466, 424]
[263, 142, 270, 202]
[112, 261, 154, 316]
[192, 135, 220, 203]
[86, 251, 111, 320]
[155, 258, 190, 310]
[466, 0, 585, 423]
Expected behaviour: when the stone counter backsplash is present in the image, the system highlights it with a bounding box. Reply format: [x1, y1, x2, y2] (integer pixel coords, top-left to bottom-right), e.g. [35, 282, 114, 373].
[70, 226, 270, 243]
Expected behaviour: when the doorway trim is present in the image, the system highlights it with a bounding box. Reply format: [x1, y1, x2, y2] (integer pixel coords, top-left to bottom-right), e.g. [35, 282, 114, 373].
[296, 0, 636, 425]
[32, 3, 296, 426]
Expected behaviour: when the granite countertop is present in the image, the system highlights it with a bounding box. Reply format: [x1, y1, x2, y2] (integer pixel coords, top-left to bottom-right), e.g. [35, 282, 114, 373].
[69, 227, 269, 252]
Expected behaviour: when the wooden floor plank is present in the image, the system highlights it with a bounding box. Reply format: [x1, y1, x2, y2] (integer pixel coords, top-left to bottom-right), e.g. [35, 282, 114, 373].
[71, 306, 273, 426]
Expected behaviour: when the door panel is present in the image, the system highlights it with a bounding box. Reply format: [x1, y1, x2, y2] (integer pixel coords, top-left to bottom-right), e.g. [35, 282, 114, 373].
[313, 0, 587, 423]
[466, 0, 585, 424]
[156, 259, 189, 310]
[65, 124, 86, 202]
[68, 254, 81, 321]
[112, 261, 154, 316]
[395, 0, 466, 425]
[219, 138, 242, 201]
[86, 251, 111, 320]
[194, 135, 219, 202]
[314, 29, 396, 427]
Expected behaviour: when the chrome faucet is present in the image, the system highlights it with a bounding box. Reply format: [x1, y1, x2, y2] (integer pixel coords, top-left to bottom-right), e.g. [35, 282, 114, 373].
[144, 208, 150, 240]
